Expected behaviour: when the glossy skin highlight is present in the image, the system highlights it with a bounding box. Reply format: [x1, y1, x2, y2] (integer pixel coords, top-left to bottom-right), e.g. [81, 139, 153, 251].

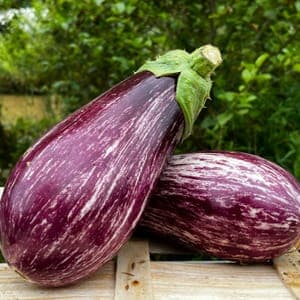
[0, 71, 184, 286]
[141, 151, 300, 262]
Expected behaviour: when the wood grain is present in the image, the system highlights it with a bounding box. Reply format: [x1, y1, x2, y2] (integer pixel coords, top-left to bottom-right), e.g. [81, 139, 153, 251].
[114, 239, 153, 300]
[0, 262, 115, 300]
[151, 261, 293, 300]
[0, 249, 297, 300]
[274, 248, 300, 300]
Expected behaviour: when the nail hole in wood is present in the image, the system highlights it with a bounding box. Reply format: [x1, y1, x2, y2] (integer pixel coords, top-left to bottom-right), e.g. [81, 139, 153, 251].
[132, 280, 139, 286]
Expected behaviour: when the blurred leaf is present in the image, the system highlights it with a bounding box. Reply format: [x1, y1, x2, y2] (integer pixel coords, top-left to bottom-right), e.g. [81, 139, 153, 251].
[241, 68, 255, 83]
[293, 64, 300, 73]
[217, 112, 233, 127]
[294, 159, 300, 179]
[255, 53, 269, 68]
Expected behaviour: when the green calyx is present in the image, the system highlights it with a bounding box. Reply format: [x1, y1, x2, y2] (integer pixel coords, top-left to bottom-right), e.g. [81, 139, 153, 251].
[137, 45, 222, 140]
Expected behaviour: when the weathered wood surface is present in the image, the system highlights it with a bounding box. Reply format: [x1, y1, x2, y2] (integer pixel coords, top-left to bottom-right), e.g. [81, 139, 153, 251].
[114, 239, 153, 300]
[0, 254, 296, 300]
[0, 187, 299, 299]
[274, 249, 300, 300]
[151, 261, 294, 300]
[0, 262, 115, 300]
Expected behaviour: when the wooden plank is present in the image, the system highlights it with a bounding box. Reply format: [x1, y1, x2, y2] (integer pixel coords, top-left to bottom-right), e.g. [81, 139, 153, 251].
[274, 248, 300, 300]
[114, 239, 153, 300]
[151, 261, 294, 300]
[0, 252, 296, 300]
[0, 259, 294, 300]
[0, 261, 115, 300]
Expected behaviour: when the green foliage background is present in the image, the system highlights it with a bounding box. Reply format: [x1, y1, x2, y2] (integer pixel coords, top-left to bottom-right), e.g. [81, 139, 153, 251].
[0, 0, 300, 186]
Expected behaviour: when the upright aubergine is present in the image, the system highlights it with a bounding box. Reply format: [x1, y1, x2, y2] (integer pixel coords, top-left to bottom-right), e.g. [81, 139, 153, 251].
[141, 152, 300, 262]
[0, 46, 222, 286]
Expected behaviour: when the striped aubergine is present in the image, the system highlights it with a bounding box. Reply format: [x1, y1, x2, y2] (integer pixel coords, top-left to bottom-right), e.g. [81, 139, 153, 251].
[140, 151, 300, 262]
[0, 46, 222, 286]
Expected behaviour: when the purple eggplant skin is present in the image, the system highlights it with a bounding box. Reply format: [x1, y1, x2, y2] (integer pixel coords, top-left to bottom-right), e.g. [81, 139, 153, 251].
[141, 151, 300, 262]
[0, 71, 184, 286]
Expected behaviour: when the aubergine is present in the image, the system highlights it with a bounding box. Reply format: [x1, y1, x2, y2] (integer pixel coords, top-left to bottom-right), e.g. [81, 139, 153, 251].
[141, 151, 300, 262]
[0, 46, 222, 286]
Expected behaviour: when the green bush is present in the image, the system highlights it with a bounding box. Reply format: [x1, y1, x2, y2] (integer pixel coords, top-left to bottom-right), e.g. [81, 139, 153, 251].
[0, 118, 57, 186]
[0, 0, 299, 181]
